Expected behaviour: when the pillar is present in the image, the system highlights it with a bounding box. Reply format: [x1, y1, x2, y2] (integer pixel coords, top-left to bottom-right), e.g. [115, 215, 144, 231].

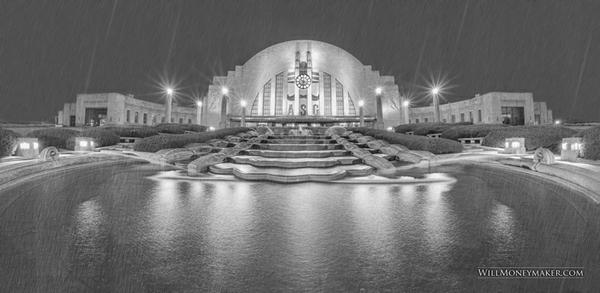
[219, 95, 228, 129]
[375, 94, 384, 129]
[165, 95, 172, 123]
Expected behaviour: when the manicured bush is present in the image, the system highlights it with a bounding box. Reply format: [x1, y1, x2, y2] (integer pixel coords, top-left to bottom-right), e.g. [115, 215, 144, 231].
[350, 127, 463, 154]
[482, 126, 576, 152]
[101, 126, 159, 138]
[395, 122, 472, 135]
[134, 127, 250, 152]
[27, 128, 80, 149]
[0, 128, 19, 158]
[66, 128, 120, 149]
[440, 124, 509, 141]
[579, 126, 600, 160]
[154, 123, 207, 134]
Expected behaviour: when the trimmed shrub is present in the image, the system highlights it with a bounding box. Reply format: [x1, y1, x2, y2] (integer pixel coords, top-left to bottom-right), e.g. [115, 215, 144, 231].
[482, 126, 576, 152]
[440, 124, 509, 141]
[579, 126, 600, 160]
[350, 127, 463, 154]
[0, 128, 19, 158]
[395, 122, 472, 135]
[154, 123, 207, 134]
[134, 127, 250, 152]
[66, 128, 120, 149]
[27, 128, 80, 149]
[101, 126, 159, 138]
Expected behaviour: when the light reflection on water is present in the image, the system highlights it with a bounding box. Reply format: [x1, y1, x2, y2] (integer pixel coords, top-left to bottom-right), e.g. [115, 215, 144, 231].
[1, 166, 598, 292]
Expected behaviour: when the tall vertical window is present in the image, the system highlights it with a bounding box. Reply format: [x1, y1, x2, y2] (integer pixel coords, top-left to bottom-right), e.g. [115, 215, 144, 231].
[250, 93, 259, 116]
[262, 80, 271, 115]
[469, 111, 473, 122]
[460, 113, 465, 122]
[335, 79, 344, 115]
[348, 94, 357, 116]
[323, 73, 332, 115]
[126, 110, 130, 122]
[275, 73, 284, 115]
[478, 110, 482, 122]
[134, 112, 139, 123]
[451, 115, 456, 123]
[143, 113, 147, 124]
[179, 118, 183, 124]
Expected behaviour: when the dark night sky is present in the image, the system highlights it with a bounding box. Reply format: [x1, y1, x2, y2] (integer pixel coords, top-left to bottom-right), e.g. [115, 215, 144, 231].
[1, 0, 599, 122]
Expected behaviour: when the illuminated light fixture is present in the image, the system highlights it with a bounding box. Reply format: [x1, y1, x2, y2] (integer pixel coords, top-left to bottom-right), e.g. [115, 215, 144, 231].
[240, 100, 247, 107]
[561, 137, 583, 161]
[165, 87, 174, 96]
[431, 87, 440, 95]
[572, 143, 581, 151]
[503, 137, 525, 154]
[33, 142, 39, 149]
[221, 87, 229, 95]
[561, 143, 568, 150]
[90, 141, 95, 147]
[196, 100, 203, 107]
[20, 142, 30, 150]
[511, 141, 520, 148]
[505, 142, 509, 148]
[387, 126, 394, 132]
[375, 87, 383, 95]
[554, 120, 561, 125]
[80, 141, 88, 147]
[208, 126, 215, 131]
[358, 100, 364, 107]
[402, 100, 410, 107]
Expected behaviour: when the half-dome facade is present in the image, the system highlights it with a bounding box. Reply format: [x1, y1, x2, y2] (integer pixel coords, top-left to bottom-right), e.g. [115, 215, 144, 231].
[202, 40, 403, 128]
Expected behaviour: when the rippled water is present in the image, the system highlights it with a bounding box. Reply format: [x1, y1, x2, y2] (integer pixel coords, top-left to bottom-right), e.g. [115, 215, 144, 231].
[0, 163, 598, 292]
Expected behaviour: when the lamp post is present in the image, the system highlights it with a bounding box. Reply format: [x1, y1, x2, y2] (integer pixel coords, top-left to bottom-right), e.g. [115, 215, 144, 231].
[358, 100, 365, 127]
[165, 87, 174, 123]
[402, 99, 410, 124]
[240, 100, 247, 127]
[374, 87, 384, 129]
[196, 100, 203, 125]
[431, 87, 440, 123]
[219, 87, 229, 129]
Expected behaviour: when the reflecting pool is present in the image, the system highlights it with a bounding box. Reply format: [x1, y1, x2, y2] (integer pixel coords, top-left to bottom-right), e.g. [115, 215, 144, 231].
[0, 164, 598, 292]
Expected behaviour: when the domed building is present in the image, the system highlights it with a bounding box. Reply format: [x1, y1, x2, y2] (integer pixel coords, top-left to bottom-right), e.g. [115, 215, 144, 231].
[202, 40, 404, 129]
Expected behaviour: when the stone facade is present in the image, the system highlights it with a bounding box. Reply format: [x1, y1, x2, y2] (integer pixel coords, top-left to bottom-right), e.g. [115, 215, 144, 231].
[57, 93, 196, 127]
[408, 92, 554, 125]
[204, 40, 403, 129]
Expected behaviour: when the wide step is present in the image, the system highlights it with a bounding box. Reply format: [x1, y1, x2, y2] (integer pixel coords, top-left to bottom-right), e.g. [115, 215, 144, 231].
[254, 143, 343, 151]
[209, 163, 373, 183]
[245, 149, 351, 158]
[231, 155, 360, 168]
[267, 138, 336, 144]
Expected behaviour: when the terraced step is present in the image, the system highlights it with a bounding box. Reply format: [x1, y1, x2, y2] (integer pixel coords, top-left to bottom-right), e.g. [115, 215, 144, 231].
[231, 155, 361, 168]
[267, 138, 337, 144]
[267, 135, 332, 140]
[254, 143, 344, 151]
[245, 149, 351, 158]
[209, 163, 374, 183]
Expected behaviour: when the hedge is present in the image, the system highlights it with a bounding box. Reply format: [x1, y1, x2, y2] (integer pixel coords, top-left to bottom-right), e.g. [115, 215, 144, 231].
[395, 122, 472, 135]
[66, 128, 120, 149]
[440, 124, 509, 141]
[350, 127, 463, 154]
[27, 128, 80, 149]
[482, 126, 576, 152]
[101, 126, 159, 138]
[579, 126, 600, 160]
[133, 127, 250, 152]
[154, 123, 207, 134]
[0, 128, 19, 158]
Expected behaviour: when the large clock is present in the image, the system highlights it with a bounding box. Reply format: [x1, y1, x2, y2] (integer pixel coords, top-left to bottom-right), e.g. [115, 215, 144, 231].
[295, 74, 311, 89]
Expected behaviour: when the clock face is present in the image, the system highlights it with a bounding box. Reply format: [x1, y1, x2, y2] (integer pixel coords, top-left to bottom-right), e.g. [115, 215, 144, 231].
[295, 74, 311, 89]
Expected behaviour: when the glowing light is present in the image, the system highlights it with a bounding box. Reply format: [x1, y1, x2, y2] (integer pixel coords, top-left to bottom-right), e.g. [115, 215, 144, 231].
[33, 142, 39, 149]
[240, 100, 247, 107]
[504, 142, 509, 148]
[208, 126, 215, 131]
[19, 142, 30, 150]
[554, 120, 561, 125]
[90, 141, 95, 147]
[511, 141, 520, 148]
[79, 141, 88, 147]
[562, 143, 568, 150]
[375, 87, 383, 95]
[572, 143, 582, 151]
[431, 87, 440, 95]
[196, 100, 203, 107]
[221, 87, 229, 95]
[165, 87, 174, 96]
[358, 100, 364, 107]
[402, 100, 410, 107]
[387, 126, 394, 132]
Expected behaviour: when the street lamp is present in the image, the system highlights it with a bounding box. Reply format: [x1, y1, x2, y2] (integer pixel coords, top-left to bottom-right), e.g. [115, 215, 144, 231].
[196, 100, 203, 125]
[358, 100, 365, 127]
[221, 87, 229, 95]
[431, 86, 441, 123]
[165, 87, 174, 123]
[374, 88, 384, 129]
[219, 87, 229, 128]
[375, 87, 383, 95]
[402, 99, 410, 124]
[240, 99, 247, 127]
